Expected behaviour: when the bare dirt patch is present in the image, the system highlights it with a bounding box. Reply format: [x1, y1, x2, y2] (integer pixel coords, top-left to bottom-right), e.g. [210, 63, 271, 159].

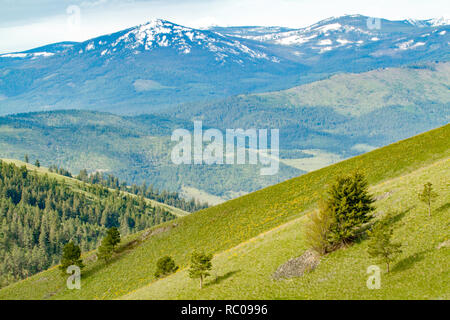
[140, 223, 178, 242]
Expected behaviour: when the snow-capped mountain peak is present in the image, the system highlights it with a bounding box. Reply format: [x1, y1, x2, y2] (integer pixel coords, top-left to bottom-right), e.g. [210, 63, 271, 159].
[2, 15, 448, 64]
[426, 17, 450, 27]
[74, 19, 281, 64]
[107, 19, 195, 52]
[209, 14, 449, 58]
[226, 15, 376, 48]
[406, 17, 450, 27]
[0, 19, 281, 65]
[0, 14, 448, 117]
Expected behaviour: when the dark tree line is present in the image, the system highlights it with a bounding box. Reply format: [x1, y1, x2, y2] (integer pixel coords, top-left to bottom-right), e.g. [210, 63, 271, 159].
[0, 160, 175, 288]
[48, 165, 73, 178]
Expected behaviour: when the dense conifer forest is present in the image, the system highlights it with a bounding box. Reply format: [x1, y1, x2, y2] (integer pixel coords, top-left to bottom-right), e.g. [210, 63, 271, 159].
[0, 160, 175, 287]
[75, 169, 209, 212]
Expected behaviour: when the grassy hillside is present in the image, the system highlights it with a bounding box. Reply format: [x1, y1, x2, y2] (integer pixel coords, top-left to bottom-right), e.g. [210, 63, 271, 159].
[125, 157, 449, 299]
[0, 124, 448, 299]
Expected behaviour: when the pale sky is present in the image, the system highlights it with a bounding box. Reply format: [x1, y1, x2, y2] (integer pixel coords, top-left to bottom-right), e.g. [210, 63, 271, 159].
[0, 0, 449, 54]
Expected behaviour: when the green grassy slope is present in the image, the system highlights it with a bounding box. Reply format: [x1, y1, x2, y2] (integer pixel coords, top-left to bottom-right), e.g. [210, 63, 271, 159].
[0, 159, 189, 218]
[0, 124, 448, 300]
[124, 158, 449, 299]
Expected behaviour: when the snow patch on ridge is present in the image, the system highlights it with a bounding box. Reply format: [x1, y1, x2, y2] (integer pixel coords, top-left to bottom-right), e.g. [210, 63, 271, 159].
[0, 52, 54, 58]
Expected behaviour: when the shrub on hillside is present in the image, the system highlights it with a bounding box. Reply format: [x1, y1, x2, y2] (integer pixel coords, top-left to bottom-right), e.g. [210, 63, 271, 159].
[304, 201, 333, 255]
[305, 172, 375, 254]
[155, 256, 179, 278]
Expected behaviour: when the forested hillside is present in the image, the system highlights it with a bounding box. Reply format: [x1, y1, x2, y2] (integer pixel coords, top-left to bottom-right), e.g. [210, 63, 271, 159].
[1, 16, 448, 115]
[0, 160, 175, 287]
[0, 111, 302, 202]
[75, 170, 208, 213]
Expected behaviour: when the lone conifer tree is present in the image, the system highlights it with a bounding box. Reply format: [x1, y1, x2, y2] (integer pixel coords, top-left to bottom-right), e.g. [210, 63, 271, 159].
[327, 172, 375, 246]
[418, 182, 438, 217]
[60, 242, 84, 275]
[188, 251, 213, 289]
[367, 215, 402, 273]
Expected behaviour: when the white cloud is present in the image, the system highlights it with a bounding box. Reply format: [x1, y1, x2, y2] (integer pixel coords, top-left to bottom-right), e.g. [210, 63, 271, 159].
[80, 0, 109, 8]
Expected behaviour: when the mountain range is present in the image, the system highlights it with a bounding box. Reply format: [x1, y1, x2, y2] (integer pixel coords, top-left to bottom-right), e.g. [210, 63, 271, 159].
[0, 14, 449, 115]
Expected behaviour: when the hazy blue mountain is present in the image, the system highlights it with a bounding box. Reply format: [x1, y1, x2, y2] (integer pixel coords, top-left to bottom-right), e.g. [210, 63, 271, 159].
[212, 15, 450, 73]
[213, 15, 450, 44]
[0, 19, 304, 115]
[0, 15, 448, 115]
